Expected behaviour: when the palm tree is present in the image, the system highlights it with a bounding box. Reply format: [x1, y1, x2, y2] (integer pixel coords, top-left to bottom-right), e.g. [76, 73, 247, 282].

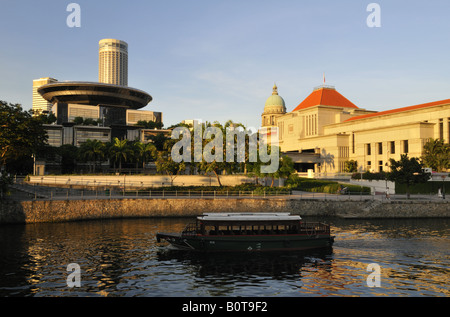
[422, 139, 450, 172]
[142, 142, 157, 169]
[78, 139, 105, 173]
[109, 138, 133, 173]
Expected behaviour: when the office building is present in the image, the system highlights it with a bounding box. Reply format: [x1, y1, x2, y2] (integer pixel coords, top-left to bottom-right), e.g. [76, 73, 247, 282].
[32, 77, 58, 114]
[99, 39, 128, 86]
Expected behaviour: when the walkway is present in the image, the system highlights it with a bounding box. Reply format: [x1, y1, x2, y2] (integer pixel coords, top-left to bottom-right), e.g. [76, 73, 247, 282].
[7, 183, 448, 202]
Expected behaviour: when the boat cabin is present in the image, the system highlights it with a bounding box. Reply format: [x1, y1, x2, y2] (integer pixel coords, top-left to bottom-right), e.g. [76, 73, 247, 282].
[182, 213, 330, 236]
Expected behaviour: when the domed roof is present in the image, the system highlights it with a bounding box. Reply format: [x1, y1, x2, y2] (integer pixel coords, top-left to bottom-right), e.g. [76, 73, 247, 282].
[264, 84, 286, 113]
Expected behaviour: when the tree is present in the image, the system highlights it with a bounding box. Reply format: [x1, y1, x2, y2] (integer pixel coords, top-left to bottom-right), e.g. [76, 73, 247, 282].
[149, 133, 169, 152]
[156, 153, 186, 186]
[58, 144, 78, 174]
[142, 142, 157, 169]
[422, 138, 450, 172]
[0, 101, 48, 171]
[135, 120, 163, 129]
[37, 112, 57, 124]
[73, 116, 84, 125]
[344, 160, 358, 173]
[109, 138, 133, 173]
[78, 139, 106, 173]
[274, 155, 295, 186]
[387, 154, 430, 199]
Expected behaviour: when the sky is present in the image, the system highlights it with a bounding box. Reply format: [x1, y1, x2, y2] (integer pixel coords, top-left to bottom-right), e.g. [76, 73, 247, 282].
[1, 0, 450, 129]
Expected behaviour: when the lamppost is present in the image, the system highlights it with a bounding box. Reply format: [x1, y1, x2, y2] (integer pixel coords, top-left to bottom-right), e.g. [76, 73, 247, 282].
[442, 175, 446, 200]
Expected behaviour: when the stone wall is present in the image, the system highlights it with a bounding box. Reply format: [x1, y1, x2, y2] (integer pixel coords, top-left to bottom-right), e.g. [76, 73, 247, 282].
[1, 198, 449, 224]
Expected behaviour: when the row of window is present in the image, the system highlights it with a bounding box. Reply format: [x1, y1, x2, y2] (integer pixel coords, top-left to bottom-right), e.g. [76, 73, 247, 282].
[366, 160, 386, 173]
[366, 140, 408, 156]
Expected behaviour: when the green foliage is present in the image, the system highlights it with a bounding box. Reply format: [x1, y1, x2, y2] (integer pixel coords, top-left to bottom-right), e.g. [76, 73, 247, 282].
[135, 120, 163, 129]
[421, 138, 450, 172]
[344, 160, 358, 173]
[351, 171, 387, 180]
[395, 181, 445, 195]
[285, 175, 370, 194]
[108, 138, 133, 172]
[0, 171, 13, 198]
[387, 154, 430, 198]
[0, 100, 48, 169]
[78, 139, 106, 173]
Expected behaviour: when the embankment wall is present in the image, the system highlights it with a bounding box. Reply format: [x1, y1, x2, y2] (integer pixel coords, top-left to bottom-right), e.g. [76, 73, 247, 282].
[1, 198, 449, 224]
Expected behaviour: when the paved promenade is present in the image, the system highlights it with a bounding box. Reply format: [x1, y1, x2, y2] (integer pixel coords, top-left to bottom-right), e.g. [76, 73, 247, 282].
[8, 182, 448, 203]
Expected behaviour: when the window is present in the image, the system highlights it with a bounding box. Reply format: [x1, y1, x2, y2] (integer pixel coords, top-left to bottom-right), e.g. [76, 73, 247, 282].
[448, 118, 450, 143]
[439, 119, 444, 140]
[352, 133, 355, 154]
[390, 141, 395, 154]
[288, 124, 294, 134]
[378, 161, 383, 172]
[367, 144, 371, 155]
[403, 140, 409, 153]
[378, 142, 383, 155]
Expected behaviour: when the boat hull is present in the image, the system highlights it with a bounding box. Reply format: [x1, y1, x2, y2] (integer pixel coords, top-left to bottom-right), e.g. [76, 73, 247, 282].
[156, 232, 334, 252]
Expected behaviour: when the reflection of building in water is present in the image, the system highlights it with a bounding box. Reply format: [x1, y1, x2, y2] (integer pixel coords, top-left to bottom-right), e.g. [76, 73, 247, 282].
[265, 83, 450, 174]
[157, 249, 333, 279]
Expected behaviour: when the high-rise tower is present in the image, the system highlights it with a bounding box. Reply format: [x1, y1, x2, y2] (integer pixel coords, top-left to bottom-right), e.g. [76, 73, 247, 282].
[32, 77, 58, 115]
[98, 39, 128, 86]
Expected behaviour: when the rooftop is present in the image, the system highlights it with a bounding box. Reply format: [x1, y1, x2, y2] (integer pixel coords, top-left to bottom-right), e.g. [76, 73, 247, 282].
[292, 85, 358, 112]
[345, 99, 450, 122]
[38, 81, 152, 109]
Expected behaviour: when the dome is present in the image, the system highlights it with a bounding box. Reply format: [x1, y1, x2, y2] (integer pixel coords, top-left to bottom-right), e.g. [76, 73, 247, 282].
[264, 84, 286, 114]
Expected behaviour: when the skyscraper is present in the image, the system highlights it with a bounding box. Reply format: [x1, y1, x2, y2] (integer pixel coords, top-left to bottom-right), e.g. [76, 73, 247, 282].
[32, 77, 58, 114]
[98, 39, 128, 86]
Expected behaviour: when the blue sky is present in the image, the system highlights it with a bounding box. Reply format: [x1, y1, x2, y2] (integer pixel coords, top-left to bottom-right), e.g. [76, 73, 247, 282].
[1, 0, 449, 129]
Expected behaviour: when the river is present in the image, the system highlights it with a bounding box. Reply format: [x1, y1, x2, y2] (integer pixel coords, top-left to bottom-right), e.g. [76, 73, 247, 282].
[0, 216, 448, 297]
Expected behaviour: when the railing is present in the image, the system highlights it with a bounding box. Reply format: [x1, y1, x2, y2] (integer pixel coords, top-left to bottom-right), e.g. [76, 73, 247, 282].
[11, 181, 448, 202]
[182, 223, 199, 236]
[299, 222, 330, 235]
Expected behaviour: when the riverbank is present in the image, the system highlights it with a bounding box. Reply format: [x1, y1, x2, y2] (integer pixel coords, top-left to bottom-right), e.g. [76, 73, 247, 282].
[1, 196, 449, 224]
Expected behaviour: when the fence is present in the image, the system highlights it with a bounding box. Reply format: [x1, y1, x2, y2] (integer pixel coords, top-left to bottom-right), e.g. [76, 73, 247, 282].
[14, 184, 387, 202]
[11, 178, 447, 202]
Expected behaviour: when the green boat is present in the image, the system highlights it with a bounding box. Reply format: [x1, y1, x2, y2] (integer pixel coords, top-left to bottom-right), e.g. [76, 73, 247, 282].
[156, 213, 334, 252]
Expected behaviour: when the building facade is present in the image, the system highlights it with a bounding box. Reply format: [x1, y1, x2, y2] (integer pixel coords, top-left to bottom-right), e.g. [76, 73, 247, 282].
[32, 77, 58, 114]
[36, 39, 163, 150]
[99, 39, 128, 86]
[265, 84, 450, 175]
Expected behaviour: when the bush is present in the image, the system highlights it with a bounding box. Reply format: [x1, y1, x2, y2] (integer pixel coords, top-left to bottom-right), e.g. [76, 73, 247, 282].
[351, 171, 387, 180]
[286, 175, 370, 194]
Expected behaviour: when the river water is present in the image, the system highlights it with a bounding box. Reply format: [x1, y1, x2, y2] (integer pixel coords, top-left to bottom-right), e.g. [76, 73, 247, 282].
[0, 216, 448, 297]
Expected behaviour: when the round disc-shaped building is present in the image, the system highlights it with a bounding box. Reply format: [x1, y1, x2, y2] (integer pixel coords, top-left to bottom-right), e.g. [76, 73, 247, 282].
[38, 81, 152, 109]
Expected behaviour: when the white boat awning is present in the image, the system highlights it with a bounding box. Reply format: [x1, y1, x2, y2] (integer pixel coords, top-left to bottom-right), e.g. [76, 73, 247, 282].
[198, 213, 301, 222]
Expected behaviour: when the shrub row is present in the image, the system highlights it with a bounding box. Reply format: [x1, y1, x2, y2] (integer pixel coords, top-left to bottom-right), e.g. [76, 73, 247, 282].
[286, 175, 370, 194]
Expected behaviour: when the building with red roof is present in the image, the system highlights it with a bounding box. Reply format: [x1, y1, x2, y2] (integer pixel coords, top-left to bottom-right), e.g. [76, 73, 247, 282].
[262, 84, 450, 175]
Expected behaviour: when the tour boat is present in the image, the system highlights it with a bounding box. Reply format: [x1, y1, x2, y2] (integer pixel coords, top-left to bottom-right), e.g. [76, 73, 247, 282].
[156, 213, 334, 252]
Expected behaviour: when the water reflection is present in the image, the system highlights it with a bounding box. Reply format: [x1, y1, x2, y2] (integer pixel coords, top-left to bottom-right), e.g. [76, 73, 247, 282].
[157, 247, 333, 279]
[0, 217, 448, 297]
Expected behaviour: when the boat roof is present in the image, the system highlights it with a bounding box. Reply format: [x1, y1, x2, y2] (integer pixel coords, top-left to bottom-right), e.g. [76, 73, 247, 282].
[198, 213, 301, 222]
